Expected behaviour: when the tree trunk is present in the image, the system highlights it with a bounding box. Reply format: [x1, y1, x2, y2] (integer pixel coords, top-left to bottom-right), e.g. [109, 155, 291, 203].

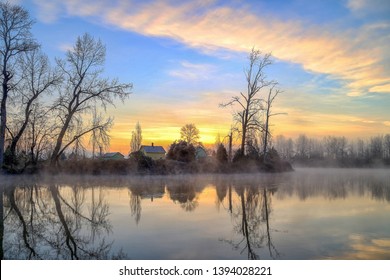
[0, 73, 9, 168]
[263, 106, 270, 163]
[10, 105, 32, 159]
[50, 113, 73, 166]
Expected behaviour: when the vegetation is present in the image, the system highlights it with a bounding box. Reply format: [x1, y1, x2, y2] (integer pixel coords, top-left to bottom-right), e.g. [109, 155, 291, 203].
[2, 2, 387, 176]
[274, 134, 390, 167]
[0, 2, 132, 173]
[130, 121, 142, 153]
[166, 140, 196, 163]
[0, 2, 38, 167]
[220, 49, 282, 162]
[49, 33, 132, 167]
[180, 123, 200, 145]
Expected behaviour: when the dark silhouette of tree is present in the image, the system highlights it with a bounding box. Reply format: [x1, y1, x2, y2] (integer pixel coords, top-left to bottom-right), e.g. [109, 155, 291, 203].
[0, 2, 38, 167]
[26, 104, 54, 164]
[50, 33, 132, 166]
[180, 123, 200, 145]
[221, 49, 273, 156]
[216, 143, 228, 164]
[7, 49, 60, 166]
[167, 140, 196, 162]
[90, 109, 111, 159]
[262, 84, 283, 163]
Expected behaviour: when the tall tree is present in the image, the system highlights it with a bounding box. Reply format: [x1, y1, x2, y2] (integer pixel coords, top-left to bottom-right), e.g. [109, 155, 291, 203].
[0, 2, 37, 167]
[180, 123, 200, 145]
[130, 121, 142, 153]
[89, 109, 111, 158]
[27, 104, 54, 163]
[262, 83, 283, 163]
[8, 48, 60, 162]
[295, 134, 309, 159]
[221, 48, 273, 155]
[50, 33, 132, 166]
[216, 143, 228, 164]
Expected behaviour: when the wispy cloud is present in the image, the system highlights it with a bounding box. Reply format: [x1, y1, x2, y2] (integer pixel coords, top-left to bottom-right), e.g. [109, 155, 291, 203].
[347, 0, 390, 15]
[32, 0, 390, 96]
[369, 84, 390, 93]
[58, 43, 73, 52]
[168, 61, 216, 81]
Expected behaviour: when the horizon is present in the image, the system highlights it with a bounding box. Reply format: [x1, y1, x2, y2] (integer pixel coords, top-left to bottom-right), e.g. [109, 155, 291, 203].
[9, 0, 390, 154]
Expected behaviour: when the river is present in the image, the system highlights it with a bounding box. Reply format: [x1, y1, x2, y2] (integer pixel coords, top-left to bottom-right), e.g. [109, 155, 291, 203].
[1, 168, 389, 260]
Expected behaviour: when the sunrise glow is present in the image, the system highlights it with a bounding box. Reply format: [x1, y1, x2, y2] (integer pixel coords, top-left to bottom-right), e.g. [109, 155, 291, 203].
[16, 0, 390, 154]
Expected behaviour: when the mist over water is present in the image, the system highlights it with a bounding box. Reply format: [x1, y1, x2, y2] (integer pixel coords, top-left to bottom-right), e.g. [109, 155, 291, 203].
[1, 168, 390, 260]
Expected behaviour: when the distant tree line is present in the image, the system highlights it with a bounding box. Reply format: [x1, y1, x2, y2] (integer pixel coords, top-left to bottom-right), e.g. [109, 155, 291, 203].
[274, 134, 390, 167]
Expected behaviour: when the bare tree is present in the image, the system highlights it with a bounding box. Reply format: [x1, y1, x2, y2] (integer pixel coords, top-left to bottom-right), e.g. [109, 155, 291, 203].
[221, 49, 273, 155]
[262, 83, 283, 162]
[130, 121, 142, 153]
[384, 134, 390, 160]
[28, 104, 55, 163]
[180, 123, 200, 145]
[274, 135, 294, 160]
[89, 109, 111, 158]
[295, 134, 309, 159]
[370, 136, 383, 159]
[0, 2, 38, 167]
[50, 33, 132, 166]
[8, 49, 60, 163]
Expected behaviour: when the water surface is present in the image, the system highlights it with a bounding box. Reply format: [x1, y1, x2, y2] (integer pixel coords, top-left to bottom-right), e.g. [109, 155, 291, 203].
[1, 168, 389, 260]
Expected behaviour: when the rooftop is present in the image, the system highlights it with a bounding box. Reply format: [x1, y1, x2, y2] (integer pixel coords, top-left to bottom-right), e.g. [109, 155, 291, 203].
[141, 145, 166, 154]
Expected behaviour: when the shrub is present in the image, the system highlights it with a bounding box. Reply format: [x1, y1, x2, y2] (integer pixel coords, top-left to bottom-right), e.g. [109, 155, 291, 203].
[167, 140, 196, 162]
[216, 143, 228, 164]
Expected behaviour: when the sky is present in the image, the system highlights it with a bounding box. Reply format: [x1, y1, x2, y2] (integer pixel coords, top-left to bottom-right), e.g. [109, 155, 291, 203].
[10, 0, 390, 154]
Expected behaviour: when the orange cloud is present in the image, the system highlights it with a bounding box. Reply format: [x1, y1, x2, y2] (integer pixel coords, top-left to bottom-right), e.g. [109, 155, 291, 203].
[34, 0, 390, 97]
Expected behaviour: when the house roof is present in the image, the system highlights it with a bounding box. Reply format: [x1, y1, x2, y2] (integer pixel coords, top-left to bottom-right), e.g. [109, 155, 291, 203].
[195, 146, 207, 158]
[102, 152, 124, 158]
[141, 145, 166, 153]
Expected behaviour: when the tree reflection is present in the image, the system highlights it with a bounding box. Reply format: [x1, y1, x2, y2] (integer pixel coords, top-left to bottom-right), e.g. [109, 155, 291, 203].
[0, 185, 4, 259]
[224, 183, 279, 260]
[2, 183, 122, 259]
[128, 182, 165, 224]
[274, 169, 390, 202]
[167, 182, 199, 212]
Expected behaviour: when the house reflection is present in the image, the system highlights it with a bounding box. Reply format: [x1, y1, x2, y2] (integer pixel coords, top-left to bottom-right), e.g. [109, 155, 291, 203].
[128, 182, 165, 224]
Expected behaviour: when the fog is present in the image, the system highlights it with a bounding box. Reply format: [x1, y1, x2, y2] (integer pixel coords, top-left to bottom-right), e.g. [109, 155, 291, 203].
[1, 167, 389, 202]
[1, 167, 389, 260]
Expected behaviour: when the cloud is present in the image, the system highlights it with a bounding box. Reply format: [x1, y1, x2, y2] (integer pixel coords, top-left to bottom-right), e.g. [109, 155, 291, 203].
[58, 43, 73, 52]
[369, 84, 390, 93]
[31, 0, 390, 98]
[32, 0, 62, 23]
[347, 0, 390, 15]
[333, 234, 390, 259]
[168, 61, 216, 81]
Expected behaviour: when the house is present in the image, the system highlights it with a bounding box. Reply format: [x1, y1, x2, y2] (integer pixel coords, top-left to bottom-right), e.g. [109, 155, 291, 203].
[140, 143, 166, 160]
[195, 146, 207, 160]
[101, 152, 125, 160]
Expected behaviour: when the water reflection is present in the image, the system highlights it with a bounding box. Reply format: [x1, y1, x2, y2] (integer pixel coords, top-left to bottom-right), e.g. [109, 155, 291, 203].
[224, 186, 279, 260]
[1, 168, 390, 260]
[2, 182, 123, 259]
